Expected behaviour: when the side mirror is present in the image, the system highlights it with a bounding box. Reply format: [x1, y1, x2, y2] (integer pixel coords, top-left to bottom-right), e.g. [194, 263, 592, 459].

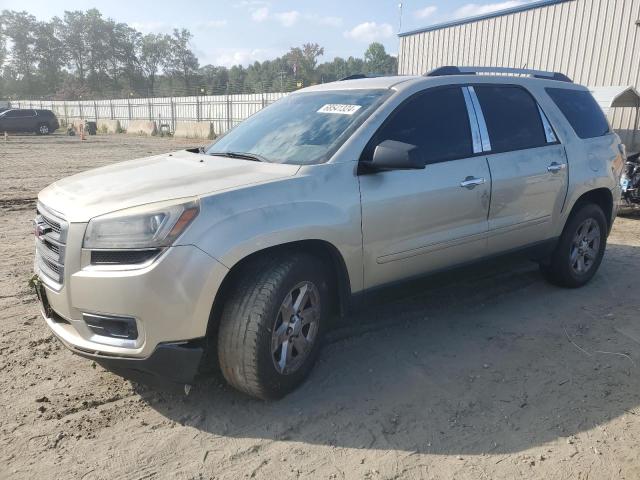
[186, 146, 206, 154]
[366, 140, 425, 172]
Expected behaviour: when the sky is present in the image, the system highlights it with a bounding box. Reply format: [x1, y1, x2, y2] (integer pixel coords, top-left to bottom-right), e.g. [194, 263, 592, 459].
[1, 0, 535, 67]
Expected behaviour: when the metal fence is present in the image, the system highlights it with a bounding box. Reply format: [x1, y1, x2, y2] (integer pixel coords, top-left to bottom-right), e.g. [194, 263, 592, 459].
[9, 92, 287, 135]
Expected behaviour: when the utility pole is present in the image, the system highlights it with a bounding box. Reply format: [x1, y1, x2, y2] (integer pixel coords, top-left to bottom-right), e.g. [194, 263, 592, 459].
[398, 2, 403, 34]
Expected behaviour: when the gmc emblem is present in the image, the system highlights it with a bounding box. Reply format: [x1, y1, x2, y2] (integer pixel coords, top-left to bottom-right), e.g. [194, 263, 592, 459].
[34, 218, 51, 238]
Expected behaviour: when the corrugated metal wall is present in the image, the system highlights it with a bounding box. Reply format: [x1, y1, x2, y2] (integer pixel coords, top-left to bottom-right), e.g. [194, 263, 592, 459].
[10, 93, 287, 135]
[398, 0, 640, 150]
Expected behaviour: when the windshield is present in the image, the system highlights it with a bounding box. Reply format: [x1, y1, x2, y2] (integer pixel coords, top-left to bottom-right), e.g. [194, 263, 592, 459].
[206, 89, 390, 165]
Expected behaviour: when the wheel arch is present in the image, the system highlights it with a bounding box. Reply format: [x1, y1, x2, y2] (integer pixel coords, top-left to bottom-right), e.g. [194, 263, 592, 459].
[204, 239, 352, 340]
[568, 187, 614, 232]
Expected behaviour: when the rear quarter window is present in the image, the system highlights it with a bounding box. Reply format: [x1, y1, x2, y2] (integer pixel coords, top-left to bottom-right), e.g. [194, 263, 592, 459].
[545, 88, 610, 139]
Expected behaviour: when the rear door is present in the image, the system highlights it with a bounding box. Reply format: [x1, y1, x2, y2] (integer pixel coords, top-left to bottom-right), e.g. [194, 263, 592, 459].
[359, 86, 491, 289]
[471, 85, 569, 253]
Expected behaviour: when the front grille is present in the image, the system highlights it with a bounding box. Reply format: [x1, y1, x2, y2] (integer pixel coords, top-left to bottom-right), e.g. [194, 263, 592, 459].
[35, 204, 68, 286]
[41, 214, 62, 235]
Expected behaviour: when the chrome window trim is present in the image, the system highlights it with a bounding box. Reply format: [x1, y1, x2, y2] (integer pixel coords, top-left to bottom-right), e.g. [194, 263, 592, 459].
[538, 104, 558, 143]
[467, 86, 492, 152]
[462, 87, 484, 154]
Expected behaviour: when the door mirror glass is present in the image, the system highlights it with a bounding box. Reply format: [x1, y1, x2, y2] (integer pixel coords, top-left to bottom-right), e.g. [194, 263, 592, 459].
[368, 140, 425, 171]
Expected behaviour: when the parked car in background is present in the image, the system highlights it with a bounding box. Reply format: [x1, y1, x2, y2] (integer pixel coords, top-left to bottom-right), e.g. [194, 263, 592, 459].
[0, 109, 59, 135]
[33, 67, 624, 400]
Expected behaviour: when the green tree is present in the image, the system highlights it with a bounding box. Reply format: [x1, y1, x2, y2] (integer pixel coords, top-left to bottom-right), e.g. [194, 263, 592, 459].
[1, 10, 39, 94]
[0, 8, 400, 99]
[364, 42, 396, 75]
[106, 21, 141, 94]
[0, 21, 6, 72]
[140, 33, 170, 96]
[227, 65, 247, 93]
[167, 28, 199, 91]
[59, 11, 89, 82]
[199, 65, 229, 95]
[285, 43, 325, 86]
[33, 21, 67, 93]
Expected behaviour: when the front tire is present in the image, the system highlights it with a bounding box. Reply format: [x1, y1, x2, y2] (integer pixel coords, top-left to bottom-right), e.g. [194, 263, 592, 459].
[540, 203, 607, 288]
[217, 253, 330, 399]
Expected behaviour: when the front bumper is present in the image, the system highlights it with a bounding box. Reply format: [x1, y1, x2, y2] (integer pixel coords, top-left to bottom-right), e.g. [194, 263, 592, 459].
[35, 221, 229, 360]
[36, 278, 206, 386]
[60, 331, 204, 386]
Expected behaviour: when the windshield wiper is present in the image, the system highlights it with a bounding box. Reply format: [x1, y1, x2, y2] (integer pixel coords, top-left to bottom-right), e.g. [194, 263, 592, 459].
[208, 151, 267, 162]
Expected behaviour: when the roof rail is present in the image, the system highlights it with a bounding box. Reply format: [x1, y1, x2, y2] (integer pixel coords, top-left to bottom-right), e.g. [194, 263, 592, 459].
[426, 66, 573, 83]
[339, 73, 386, 81]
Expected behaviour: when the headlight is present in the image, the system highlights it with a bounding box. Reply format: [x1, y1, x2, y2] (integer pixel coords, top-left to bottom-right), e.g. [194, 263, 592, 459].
[83, 200, 199, 249]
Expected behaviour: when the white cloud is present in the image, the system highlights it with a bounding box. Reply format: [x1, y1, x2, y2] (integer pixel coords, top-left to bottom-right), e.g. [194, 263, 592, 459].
[274, 10, 301, 27]
[248, 6, 341, 28]
[344, 22, 394, 43]
[415, 6, 438, 19]
[453, 1, 528, 19]
[213, 48, 277, 67]
[251, 7, 270, 22]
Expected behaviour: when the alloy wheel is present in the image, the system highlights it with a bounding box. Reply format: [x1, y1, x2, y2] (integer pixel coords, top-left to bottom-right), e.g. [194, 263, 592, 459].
[569, 218, 601, 275]
[271, 281, 320, 375]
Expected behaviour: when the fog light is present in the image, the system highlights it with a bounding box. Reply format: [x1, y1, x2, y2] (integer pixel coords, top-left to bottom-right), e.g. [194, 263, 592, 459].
[83, 313, 138, 340]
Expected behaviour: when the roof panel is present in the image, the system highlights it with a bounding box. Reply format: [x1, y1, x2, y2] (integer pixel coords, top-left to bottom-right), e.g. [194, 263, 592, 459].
[398, 0, 573, 37]
[299, 76, 420, 92]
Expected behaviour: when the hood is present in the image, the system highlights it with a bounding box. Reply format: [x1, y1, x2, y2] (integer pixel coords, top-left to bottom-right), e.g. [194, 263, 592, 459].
[38, 150, 300, 222]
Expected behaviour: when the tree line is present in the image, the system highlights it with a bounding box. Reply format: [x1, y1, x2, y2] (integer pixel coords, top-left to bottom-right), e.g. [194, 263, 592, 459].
[0, 9, 398, 100]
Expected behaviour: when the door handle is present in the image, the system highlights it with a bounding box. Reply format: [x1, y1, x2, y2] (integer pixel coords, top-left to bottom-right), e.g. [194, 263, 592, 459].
[547, 162, 567, 173]
[460, 176, 486, 189]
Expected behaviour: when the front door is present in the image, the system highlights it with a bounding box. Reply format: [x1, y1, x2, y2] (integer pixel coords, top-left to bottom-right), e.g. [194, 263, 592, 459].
[359, 86, 491, 289]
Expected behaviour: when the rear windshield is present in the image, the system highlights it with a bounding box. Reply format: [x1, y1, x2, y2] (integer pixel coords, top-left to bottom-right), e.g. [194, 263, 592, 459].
[545, 88, 610, 139]
[206, 89, 390, 165]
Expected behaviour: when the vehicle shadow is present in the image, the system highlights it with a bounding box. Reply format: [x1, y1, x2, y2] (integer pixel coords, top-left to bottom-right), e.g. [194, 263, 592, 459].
[136, 242, 640, 455]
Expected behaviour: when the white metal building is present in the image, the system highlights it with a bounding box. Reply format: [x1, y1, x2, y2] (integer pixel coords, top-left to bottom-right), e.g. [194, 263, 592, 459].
[398, 0, 640, 150]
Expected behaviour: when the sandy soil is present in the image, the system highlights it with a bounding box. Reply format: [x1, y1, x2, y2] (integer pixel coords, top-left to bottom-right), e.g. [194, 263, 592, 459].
[1, 134, 640, 480]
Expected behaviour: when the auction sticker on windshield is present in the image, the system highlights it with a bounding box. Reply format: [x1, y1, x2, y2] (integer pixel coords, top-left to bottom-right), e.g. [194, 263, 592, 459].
[317, 104, 363, 115]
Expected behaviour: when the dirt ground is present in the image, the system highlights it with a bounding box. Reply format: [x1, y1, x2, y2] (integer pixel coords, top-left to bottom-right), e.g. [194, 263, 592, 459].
[2, 134, 640, 480]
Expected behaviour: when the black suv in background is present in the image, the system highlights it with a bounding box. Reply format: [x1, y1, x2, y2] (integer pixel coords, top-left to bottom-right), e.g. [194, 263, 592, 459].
[0, 109, 59, 135]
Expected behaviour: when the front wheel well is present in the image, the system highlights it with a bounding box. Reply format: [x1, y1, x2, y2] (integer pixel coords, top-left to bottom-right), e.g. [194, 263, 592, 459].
[569, 188, 614, 231]
[205, 240, 352, 340]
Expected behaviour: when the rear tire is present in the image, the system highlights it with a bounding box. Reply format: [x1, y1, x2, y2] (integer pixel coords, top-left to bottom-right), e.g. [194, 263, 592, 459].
[217, 253, 330, 400]
[539, 203, 607, 288]
[36, 123, 50, 135]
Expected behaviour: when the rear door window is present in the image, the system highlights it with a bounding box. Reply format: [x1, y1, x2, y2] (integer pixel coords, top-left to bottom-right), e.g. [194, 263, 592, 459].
[545, 88, 610, 139]
[474, 85, 547, 154]
[371, 86, 473, 164]
[7, 110, 35, 118]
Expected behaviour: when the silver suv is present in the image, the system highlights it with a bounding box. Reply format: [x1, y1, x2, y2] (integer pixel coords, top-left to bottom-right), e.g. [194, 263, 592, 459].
[34, 67, 624, 399]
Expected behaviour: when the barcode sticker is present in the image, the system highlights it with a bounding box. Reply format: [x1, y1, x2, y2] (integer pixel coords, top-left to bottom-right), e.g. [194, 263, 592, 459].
[317, 104, 362, 115]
